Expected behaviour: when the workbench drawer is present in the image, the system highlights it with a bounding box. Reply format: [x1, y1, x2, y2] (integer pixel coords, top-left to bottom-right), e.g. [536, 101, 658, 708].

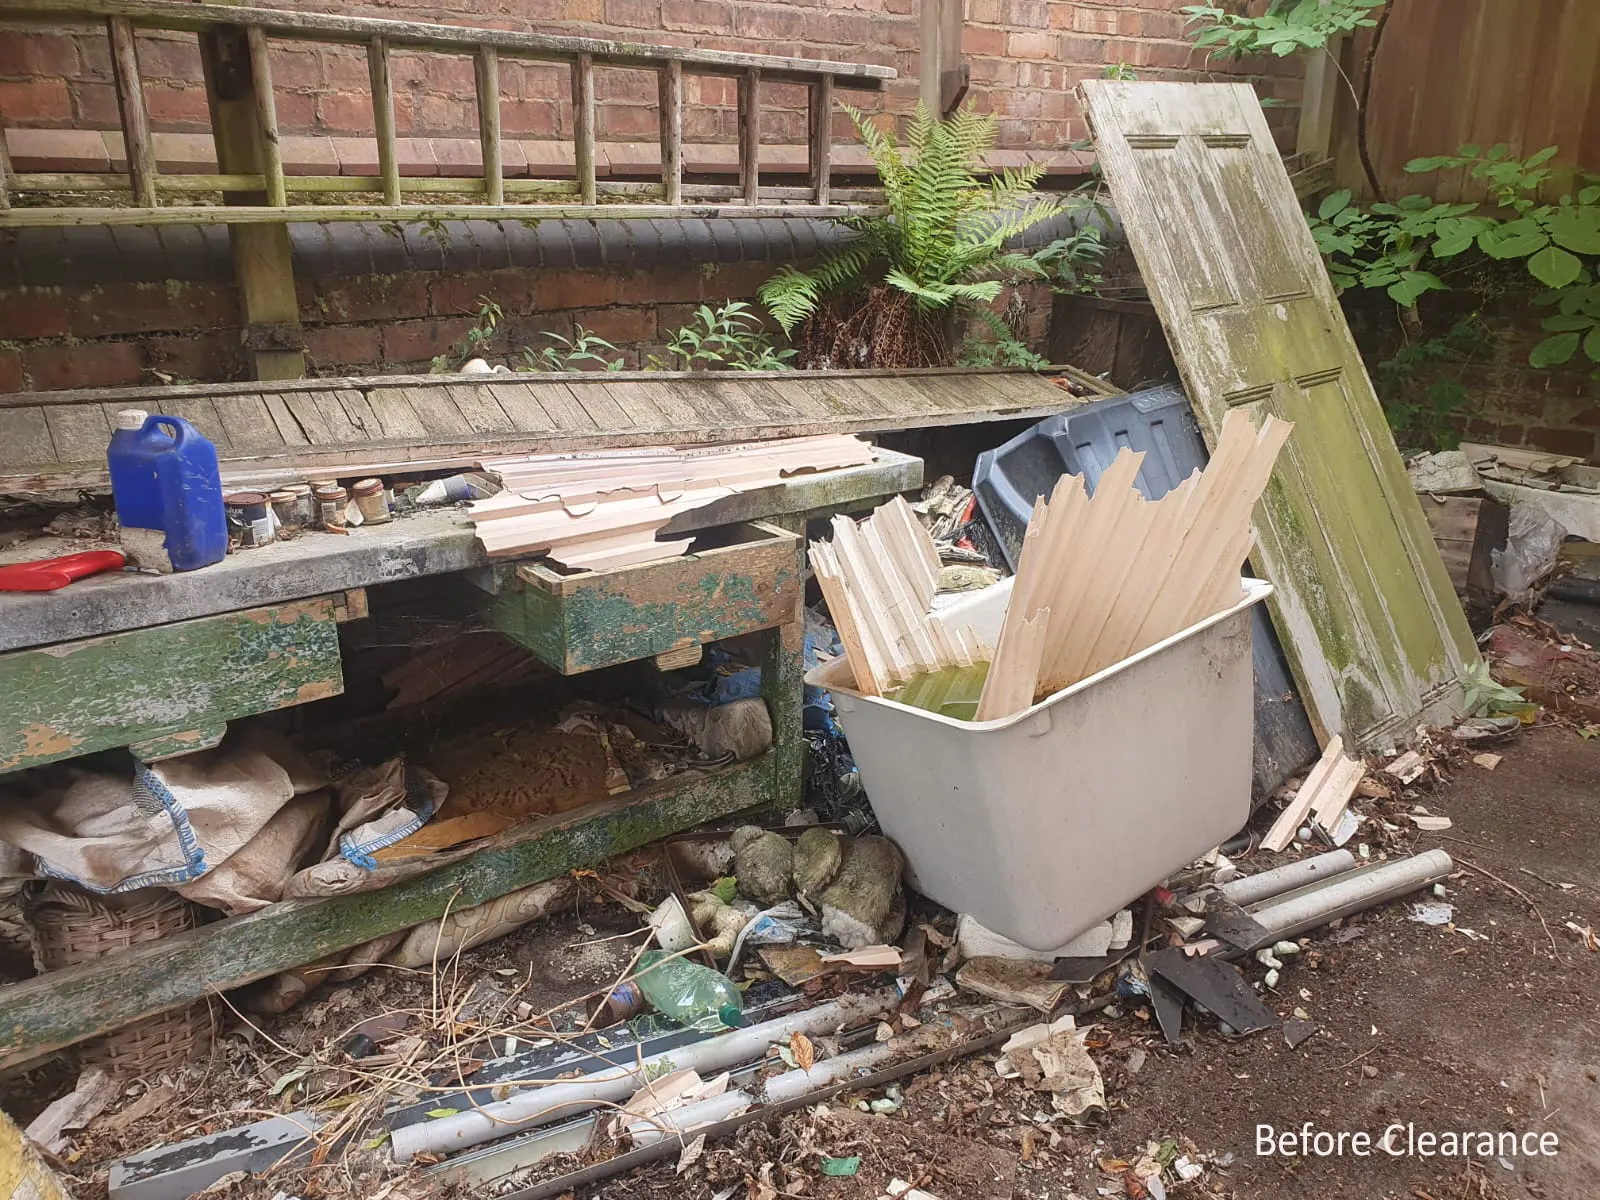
[0, 597, 346, 775]
[484, 521, 803, 674]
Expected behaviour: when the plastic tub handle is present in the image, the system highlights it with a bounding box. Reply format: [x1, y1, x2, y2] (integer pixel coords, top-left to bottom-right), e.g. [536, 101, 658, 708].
[144, 413, 192, 446]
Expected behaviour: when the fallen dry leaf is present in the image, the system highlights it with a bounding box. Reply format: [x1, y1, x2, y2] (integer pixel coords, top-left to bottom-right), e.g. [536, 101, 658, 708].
[677, 1133, 706, 1175]
[1472, 752, 1503, 771]
[96, 1083, 177, 1135]
[791, 1031, 815, 1073]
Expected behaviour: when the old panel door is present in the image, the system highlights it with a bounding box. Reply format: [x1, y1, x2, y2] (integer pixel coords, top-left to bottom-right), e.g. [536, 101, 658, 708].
[1081, 81, 1478, 749]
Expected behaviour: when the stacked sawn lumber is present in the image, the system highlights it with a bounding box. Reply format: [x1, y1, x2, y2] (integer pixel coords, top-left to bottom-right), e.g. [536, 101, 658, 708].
[972, 408, 1293, 721]
[809, 496, 989, 696]
[468, 435, 875, 569]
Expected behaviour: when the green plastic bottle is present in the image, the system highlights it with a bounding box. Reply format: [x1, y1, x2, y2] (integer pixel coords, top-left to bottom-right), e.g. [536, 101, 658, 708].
[633, 949, 745, 1032]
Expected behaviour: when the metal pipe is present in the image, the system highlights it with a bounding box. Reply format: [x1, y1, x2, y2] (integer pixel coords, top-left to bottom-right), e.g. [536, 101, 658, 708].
[1221, 849, 1357, 906]
[1244, 849, 1453, 948]
[390, 989, 898, 1161]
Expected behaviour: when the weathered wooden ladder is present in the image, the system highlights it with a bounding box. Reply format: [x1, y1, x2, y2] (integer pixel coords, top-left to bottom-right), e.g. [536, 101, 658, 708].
[0, 0, 895, 227]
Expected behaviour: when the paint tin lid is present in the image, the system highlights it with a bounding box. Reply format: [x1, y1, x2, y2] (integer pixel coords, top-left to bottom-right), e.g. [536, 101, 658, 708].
[224, 491, 268, 506]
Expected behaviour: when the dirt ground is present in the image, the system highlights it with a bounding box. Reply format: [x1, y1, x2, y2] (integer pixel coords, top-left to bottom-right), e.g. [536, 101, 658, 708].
[599, 724, 1600, 1200]
[15, 726, 1597, 1200]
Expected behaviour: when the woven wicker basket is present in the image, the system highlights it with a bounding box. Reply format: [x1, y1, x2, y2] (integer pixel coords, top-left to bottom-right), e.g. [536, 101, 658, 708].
[27, 885, 213, 1075]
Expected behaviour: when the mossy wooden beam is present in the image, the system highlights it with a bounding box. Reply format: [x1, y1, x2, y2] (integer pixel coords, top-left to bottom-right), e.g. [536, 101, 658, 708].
[0, 744, 786, 1069]
[0, 597, 343, 775]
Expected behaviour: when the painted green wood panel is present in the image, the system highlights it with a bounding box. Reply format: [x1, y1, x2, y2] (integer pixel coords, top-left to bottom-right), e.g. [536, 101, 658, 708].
[0, 621, 803, 1068]
[0, 598, 343, 774]
[1081, 81, 1480, 750]
[484, 523, 803, 674]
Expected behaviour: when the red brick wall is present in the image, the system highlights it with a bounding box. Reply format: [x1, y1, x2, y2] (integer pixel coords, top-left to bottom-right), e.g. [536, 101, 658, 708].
[0, 258, 799, 390]
[1, 0, 1302, 159]
[1448, 314, 1599, 463]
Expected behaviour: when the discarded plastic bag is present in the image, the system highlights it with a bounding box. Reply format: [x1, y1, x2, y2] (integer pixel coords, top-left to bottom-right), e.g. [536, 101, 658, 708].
[176, 791, 329, 914]
[0, 737, 323, 893]
[1492, 503, 1565, 604]
[325, 757, 446, 868]
[386, 877, 576, 968]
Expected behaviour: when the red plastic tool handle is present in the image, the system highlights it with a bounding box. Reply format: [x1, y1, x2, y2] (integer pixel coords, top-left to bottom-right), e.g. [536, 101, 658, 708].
[0, 550, 127, 592]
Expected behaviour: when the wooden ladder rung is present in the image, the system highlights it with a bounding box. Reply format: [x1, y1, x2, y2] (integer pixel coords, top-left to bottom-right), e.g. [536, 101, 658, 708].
[809, 75, 833, 207]
[245, 26, 286, 208]
[572, 52, 597, 206]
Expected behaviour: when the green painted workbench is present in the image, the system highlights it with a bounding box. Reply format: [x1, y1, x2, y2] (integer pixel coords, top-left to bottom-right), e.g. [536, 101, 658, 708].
[0, 449, 921, 1068]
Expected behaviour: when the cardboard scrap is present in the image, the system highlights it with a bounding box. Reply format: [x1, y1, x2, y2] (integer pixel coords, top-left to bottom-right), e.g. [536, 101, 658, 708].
[26, 1067, 117, 1153]
[955, 956, 1069, 1013]
[1472, 752, 1503, 771]
[994, 1015, 1106, 1119]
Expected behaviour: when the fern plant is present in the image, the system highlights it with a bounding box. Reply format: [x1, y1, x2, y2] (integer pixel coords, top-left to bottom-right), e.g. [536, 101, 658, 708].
[758, 104, 1064, 342]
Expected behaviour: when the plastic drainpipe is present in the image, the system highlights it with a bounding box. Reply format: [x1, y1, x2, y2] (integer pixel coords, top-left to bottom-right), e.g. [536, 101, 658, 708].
[1220, 849, 1358, 907]
[625, 1038, 905, 1145]
[390, 988, 898, 1162]
[1244, 849, 1454, 948]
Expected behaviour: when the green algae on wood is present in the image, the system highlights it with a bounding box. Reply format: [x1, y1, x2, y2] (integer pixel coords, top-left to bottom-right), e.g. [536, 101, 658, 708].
[0, 598, 343, 775]
[484, 522, 802, 675]
[0, 744, 782, 1069]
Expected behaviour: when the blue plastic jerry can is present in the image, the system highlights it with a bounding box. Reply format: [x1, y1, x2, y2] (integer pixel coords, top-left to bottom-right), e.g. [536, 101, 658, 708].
[107, 409, 228, 573]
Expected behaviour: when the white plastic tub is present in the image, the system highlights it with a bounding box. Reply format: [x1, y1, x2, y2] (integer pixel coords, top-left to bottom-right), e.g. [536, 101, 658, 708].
[809, 578, 1272, 950]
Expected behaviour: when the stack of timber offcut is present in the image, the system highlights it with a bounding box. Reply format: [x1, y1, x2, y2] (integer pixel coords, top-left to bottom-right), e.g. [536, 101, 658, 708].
[808, 497, 989, 696]
[974, 409, 1291, 719]
[808, 410, 1292, 720]
[466, 434, 874, 569]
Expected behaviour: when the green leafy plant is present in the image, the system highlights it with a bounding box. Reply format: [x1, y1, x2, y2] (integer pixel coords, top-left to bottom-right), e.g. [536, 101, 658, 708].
[758, 103, 1064, 362]
[518, 325, 626, 372]
[430, 296, 502, 373]
[1309, 144, 1600, 371]
[1031, 221, 1109, 296]
[650, 301, 797, 371]
[957, 326, 1048, 370]
[1182, 0, 1390, 197]
[1182, 0, 1384, 58]
[1371, 317, 1484, 448]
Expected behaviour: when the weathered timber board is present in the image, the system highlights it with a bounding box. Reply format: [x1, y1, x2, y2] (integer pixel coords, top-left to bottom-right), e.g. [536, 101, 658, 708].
[0, 616, 803, 1068]
[0, 369, 1113, 494]
[0, 451, 920, 653]
[1081, 81, 1479, 749]
[486, 522, 803, 674]
[0, 597, 343, 774]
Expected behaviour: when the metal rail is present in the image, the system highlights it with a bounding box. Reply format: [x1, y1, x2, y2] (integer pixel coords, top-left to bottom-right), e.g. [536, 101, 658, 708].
[0, 0, 895, 227]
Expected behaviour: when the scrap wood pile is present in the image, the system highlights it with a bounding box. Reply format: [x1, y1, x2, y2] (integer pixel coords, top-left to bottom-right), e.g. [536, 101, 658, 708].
[810, 409, 1293, 718]
[467, 434, 875, 567]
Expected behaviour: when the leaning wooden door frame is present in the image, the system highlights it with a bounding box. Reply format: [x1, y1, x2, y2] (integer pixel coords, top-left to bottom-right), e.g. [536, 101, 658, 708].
[1081, 80, 1480, 750]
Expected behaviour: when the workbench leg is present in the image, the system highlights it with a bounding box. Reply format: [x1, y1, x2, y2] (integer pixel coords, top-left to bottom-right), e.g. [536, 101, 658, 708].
[758, 616, 806, 816]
